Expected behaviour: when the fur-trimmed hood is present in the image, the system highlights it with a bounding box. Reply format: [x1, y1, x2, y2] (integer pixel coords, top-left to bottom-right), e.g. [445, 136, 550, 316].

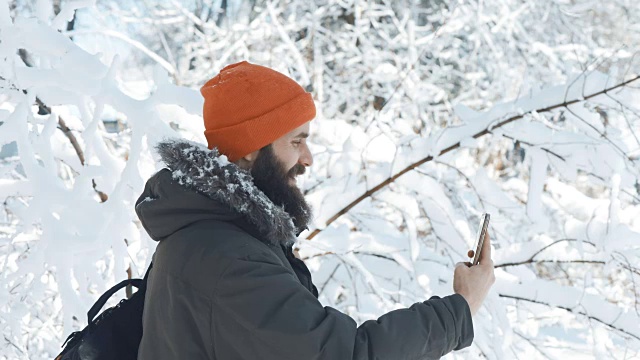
[135, 139, 298, 246]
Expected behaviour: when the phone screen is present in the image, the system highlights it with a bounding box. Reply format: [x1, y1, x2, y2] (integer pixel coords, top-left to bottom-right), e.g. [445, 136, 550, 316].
[471, 213, 490, 265]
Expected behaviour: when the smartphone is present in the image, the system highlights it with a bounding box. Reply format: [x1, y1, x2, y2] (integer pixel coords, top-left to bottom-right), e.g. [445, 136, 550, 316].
[470, 213, 490, 266]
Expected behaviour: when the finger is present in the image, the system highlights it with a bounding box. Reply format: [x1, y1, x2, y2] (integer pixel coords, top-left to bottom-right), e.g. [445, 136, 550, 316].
[455, 262, 468, 270]
[480, 230, 492, 263]
[464, 261, 472, 268]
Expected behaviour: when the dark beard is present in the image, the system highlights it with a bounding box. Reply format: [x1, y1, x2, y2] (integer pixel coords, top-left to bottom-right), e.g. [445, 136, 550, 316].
[251, 145, 312, 235]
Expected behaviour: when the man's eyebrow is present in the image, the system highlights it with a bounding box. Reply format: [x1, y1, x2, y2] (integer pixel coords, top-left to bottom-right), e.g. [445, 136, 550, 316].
[293, 132, 309, 139]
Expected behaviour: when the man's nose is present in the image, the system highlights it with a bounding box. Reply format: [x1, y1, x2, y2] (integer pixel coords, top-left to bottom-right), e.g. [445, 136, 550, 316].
[300, 144, 313, 167]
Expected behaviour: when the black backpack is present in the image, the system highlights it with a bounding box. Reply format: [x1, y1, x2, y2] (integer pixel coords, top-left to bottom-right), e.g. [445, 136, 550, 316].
[56, 264, 152, 360]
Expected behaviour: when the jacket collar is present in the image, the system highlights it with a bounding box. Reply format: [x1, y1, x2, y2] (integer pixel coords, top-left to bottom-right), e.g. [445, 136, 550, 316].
[155, 139, 298, 246]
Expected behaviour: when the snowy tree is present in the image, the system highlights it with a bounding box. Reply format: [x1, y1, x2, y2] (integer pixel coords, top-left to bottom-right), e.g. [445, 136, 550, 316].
[1, 0, 639, 358]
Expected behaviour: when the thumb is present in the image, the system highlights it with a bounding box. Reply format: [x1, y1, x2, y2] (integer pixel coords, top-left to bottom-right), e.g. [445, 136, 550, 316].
[455, 262, 468, 270]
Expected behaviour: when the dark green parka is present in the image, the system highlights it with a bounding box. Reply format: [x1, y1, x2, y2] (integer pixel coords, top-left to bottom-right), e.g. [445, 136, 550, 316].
[135, 140, 474, 360]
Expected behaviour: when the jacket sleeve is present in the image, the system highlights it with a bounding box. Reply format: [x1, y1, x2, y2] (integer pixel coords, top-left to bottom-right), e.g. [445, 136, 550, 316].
[212, 248, 474, 360]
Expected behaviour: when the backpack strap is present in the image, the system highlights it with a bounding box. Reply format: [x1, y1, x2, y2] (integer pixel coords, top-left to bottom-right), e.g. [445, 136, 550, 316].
[87, 278, 143, 330]
[86, 262, 153, 330]
[142, 262, 153, 282]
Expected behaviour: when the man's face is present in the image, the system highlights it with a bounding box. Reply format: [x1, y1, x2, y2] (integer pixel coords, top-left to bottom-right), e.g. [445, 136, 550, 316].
[250, 122, 314, 234]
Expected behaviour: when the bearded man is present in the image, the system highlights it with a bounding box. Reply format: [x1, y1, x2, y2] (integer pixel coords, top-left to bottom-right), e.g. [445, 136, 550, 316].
[136, 61, 495, 360]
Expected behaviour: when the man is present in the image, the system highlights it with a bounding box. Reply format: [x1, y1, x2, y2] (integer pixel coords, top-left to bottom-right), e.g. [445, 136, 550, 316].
[136, 61, 495, 359]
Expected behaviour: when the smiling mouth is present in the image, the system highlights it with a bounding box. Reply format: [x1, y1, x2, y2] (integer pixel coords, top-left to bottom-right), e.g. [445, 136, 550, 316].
[291, 173, 303, 184]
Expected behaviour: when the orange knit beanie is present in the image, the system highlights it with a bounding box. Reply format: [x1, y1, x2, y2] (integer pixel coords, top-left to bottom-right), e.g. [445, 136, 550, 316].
[200, 61, 316, 162]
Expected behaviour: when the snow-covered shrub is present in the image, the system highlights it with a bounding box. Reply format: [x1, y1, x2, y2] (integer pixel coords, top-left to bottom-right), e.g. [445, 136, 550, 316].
[1, 0, 639, 358]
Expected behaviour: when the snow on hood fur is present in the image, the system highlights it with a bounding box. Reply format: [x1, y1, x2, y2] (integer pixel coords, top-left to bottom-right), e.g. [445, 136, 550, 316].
[154, 139, 298, 246]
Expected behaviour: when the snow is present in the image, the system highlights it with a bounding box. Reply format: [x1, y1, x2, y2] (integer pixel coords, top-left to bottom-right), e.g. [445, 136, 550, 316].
[1, 0, 640, 358]
[526, 148, 549, 230]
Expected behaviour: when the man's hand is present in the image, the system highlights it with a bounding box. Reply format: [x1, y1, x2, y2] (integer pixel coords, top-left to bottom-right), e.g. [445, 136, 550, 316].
[453, 231, 496, 316]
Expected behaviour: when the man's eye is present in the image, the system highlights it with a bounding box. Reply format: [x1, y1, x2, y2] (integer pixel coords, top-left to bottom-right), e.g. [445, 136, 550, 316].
[293, 141, 301, 146]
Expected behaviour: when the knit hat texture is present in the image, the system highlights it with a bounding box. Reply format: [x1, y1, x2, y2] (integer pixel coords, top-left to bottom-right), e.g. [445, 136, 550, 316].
[200, 61, 316, 162]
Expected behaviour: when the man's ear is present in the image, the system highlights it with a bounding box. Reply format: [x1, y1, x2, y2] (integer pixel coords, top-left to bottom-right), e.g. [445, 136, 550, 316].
[243, 149, 260, 162]
[235, 149, 260, 170]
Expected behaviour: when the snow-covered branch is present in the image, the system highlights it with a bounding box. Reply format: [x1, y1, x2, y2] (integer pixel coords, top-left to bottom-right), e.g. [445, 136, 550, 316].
[1, 0, 640, 358]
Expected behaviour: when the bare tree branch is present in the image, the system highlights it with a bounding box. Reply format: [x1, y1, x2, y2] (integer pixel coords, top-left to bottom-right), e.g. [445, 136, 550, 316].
[500, 294, 640, 341]
[306, 75, 640, 240]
